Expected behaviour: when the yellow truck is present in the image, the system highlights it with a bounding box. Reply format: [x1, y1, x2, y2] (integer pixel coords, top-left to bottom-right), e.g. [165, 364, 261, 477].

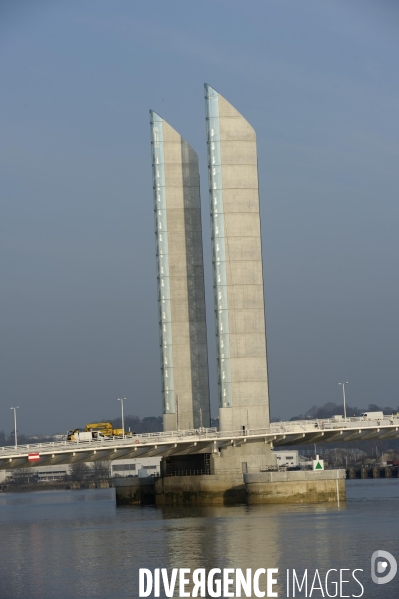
[67, 422, 131, 441]
[84, 422, 128, 437]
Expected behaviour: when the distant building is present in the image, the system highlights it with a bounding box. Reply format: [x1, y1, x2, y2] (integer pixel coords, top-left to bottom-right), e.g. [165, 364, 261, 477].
[111, 457, 161, 478]
[4, 457, 162, 482]
[5, 465, 69, 482]
[36, 466, 69, 481]
[274, 451, 299, 468]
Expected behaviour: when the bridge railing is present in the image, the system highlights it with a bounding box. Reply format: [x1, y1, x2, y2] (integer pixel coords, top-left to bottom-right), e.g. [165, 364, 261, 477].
[0, 428, 225, 456]
[1, 417, 399, 457]
[266, 415, 399, 435]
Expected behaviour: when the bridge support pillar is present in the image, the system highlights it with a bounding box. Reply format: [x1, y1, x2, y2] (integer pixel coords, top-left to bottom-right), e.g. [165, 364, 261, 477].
[154, 473, 246, 505]
[245, 470, 346, 504]
[115, 445, 347, 507]
[114, 476, 155, 505]
[153, 468, 346, 506]
[211, 441, 275, 475]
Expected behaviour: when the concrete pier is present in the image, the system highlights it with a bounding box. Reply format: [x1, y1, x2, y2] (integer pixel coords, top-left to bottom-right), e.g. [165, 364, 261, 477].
[244, 470, 346, 504]
[155, 474, 245, 505]
[211, 440, 274, 475]
[115, 470, 346, 506]
[114, 476, 155, 505]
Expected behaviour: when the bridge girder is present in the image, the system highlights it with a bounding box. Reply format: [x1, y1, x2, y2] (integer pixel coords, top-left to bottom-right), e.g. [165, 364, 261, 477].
[2, 423, 399, 470]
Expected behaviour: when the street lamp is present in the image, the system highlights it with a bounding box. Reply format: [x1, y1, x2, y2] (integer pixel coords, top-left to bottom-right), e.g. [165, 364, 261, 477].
[339, 382, 349, 420]
[10, 406, 19, 448]
[118, 398, 126, 439]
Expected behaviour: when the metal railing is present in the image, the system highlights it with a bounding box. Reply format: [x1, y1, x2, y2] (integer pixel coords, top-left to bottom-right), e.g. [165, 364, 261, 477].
[0, 428, 219, 456]
[267, 415, 399, 435]
[165, 470, 211, 477]
[1, 417, 399, 458]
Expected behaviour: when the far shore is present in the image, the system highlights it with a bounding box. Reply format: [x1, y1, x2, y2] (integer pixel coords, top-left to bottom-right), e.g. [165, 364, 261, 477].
[0, 481, 114, 493]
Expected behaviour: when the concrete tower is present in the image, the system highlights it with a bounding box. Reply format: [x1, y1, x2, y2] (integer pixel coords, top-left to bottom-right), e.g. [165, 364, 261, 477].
[204, 84, 270, 433]
[150, 111, 210, 432]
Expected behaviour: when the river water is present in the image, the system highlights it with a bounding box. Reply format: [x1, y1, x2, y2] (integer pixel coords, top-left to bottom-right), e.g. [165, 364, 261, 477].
[0, 480, 398, 599]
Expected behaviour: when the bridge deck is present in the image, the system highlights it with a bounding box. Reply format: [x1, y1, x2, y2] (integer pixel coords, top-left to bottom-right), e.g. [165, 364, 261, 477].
[1, 417, 399, 470]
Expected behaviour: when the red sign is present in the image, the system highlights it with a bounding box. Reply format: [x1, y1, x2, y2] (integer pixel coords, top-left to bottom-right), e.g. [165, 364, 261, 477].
[28, 453, 40, 461]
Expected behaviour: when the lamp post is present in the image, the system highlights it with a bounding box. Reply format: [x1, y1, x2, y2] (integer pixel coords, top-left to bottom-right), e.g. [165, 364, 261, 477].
[118, 398, 126, 439]
[339, 382, 349, 420]
[10, 406, 19, 448]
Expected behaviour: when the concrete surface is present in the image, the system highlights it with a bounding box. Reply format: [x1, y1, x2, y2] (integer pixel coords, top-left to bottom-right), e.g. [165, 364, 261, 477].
[155, 474, 246, 505]
[114, 476, 155, 505]
[152, 469, 345, 506]
[204, 84, 269, 433]
[150, 111, 210, 431]
[245, 470, 346, 504]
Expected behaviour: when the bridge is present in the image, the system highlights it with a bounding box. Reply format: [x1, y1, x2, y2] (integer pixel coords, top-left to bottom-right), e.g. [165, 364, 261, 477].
[2, 416, 399, 470]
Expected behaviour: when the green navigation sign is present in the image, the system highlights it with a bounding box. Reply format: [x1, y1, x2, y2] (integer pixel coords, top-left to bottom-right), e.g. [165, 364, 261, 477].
[312, 458, 324, 470]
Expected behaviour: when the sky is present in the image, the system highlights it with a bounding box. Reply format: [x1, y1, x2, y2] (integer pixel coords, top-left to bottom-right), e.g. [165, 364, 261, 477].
[1, 0, 399, 435]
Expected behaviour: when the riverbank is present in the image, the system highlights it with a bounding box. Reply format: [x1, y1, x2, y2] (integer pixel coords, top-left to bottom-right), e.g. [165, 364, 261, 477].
[0, 480, 113, 493]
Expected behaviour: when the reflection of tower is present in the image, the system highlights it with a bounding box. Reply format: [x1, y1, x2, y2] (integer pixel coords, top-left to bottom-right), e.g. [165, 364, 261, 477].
[205, 84, 270, 433]
[160, 505, 282, 598]
[220, 505, 282, 596]
[150, 111, 210, 431]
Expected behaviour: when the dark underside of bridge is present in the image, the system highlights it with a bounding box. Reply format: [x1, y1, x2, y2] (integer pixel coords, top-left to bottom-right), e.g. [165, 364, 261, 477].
[161, 454, 211, 476]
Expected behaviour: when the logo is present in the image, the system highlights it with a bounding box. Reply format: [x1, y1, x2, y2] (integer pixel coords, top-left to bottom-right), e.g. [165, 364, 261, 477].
[371, 551, 397, 585]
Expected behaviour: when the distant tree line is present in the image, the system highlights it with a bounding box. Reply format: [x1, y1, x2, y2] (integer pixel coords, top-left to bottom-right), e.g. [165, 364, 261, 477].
[68, 460, 110, 482]
[108, 415, 220, 433]
[107, 415, 163, 434]
[0, 430, 59, 447]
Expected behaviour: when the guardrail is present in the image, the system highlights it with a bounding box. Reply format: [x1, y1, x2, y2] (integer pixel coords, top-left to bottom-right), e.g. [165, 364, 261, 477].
[165, 470, 211, 477]
[1, 417, 399, 458]
[267, 415, 399, 435]
[0, 427, 219, 456]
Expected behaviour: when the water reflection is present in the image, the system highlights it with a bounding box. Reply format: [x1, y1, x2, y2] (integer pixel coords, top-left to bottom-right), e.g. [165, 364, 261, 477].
[0, 483, 398, 598]
[158, 503, 350, 597]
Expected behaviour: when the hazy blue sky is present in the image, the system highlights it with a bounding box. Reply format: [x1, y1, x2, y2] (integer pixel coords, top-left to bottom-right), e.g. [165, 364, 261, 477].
[1, 0, 398, 434]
